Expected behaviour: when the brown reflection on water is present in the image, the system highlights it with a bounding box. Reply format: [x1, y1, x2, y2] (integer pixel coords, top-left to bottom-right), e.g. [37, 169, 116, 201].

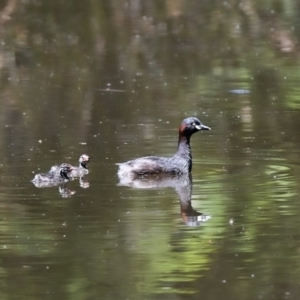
[0, 0, 300, 299]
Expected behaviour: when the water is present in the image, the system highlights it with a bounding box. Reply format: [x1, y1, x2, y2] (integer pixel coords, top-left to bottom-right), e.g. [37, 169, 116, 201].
[1, 0, 300, 299]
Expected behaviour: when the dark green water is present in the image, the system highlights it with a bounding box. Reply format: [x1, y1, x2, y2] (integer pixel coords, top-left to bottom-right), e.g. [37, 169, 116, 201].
[1, 0, 300, 299]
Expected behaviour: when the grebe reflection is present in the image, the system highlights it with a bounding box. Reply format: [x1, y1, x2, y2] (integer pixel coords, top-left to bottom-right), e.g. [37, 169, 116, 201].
[118, 173, 210, 227]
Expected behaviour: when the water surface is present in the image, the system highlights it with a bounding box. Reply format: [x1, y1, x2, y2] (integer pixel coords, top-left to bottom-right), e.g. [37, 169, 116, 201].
[1, 1, 300, 299]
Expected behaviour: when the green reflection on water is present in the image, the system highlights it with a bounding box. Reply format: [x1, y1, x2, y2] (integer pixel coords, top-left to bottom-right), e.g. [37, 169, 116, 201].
[1, 0, 300, 299]
[119, 172, 229, 295]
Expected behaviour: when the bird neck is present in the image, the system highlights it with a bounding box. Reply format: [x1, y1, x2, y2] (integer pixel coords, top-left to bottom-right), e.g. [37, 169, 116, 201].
[176, 134, 192, 172]
[80, 162, 87, 169]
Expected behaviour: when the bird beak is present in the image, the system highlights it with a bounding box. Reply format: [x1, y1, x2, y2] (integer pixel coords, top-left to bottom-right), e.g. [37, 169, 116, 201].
[200, 124, 210, 130]
[195, 124, 210, 130]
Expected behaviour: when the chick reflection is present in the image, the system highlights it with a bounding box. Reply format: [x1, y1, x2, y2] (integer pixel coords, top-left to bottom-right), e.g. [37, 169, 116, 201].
[31, 179, 77, 197]
[118, 173, 211, 227]
[58, 184, 76, 198]
[31, 164, 89, 198]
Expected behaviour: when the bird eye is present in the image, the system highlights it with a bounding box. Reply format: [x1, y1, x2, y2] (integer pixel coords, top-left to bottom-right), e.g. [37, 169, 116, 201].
[194, 123, 201, 130]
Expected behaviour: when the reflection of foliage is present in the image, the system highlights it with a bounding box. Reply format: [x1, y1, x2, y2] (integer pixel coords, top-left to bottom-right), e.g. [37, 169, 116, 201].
[0, 0, 300, 299]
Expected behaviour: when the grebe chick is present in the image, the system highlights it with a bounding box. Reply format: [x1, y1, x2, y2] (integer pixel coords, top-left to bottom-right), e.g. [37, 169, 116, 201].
[49, 154, 90, 178]
[117, 117, 210, 177]
[32, 163, 74, 183]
